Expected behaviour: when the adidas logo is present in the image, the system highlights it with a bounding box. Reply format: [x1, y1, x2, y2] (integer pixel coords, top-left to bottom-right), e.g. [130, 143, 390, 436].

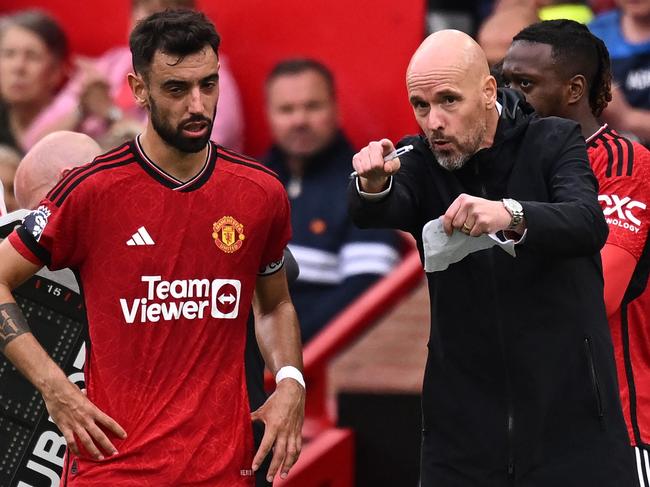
[127, 226, 155, 246]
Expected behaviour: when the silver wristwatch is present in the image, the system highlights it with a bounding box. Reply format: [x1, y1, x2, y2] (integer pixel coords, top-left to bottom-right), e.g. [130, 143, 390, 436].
[502, 198, 524, 230]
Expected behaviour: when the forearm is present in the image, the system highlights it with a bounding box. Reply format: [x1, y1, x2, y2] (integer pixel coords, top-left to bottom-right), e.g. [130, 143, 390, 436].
[520, 200, 608, 255]
[601, 243, 637, 318]
[1, 300, 69, 399]
[518, 124, 608, 255]
[254, 300, 303, 376]
[5, 333, 69, 398]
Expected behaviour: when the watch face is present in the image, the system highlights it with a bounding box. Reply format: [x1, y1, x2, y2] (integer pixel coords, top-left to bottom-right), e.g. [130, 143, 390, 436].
[505, 199, 522, 213]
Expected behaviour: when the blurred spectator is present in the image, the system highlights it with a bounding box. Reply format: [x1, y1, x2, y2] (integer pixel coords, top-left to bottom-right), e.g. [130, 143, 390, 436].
[478, 5, 539, 66]
[0, 144, 20, 212]
[591, 0, 617, 14]
[24, 0, 244, 151]
[478, 0, 595, 68]
[589, 0, 650, 143]
[13, 131, 101, 210]
[0, 10, 68, 153]
[263, 59, 400, 343]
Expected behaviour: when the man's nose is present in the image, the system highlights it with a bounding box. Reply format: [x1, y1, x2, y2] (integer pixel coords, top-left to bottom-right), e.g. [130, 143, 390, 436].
[188, 87, 204, 114]
[427, 107, 445, 132]
[289, 107, 310, 126]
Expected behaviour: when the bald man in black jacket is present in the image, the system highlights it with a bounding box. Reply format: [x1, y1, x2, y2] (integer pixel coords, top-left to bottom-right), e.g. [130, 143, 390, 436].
[349, 30, 635, 486]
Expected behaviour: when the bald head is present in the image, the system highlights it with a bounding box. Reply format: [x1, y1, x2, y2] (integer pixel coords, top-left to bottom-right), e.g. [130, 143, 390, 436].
[407, 30, 490, 89]
[14, 131, 102, 210]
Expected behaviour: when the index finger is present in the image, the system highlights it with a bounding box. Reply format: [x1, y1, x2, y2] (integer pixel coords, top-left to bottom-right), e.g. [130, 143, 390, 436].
[86, 421, 119, 456]
[379, 138, 396, 157]
[443, 195, 464, 235]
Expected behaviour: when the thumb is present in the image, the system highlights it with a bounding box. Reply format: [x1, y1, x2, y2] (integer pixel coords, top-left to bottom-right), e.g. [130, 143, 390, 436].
[251, 407, 264, 423]
[384, 158, 401, 175]
[379, 138, 396, 157]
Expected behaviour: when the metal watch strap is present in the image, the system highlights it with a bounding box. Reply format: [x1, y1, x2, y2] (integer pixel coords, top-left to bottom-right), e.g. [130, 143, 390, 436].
[502, 198, 523, 230]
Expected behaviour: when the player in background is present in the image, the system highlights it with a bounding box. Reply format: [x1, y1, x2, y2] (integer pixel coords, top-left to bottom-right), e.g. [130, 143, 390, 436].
[502, 19, 650, 486]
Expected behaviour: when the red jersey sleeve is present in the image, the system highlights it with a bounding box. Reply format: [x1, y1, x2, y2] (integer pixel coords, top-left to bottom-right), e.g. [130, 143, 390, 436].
[8, 177, 91, 270]
[597, 142, 650, 261]
[258, 181, 292, 276]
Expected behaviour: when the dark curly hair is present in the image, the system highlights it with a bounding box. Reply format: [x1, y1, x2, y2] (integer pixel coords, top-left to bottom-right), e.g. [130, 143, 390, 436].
[129, 8, 220, 78]
[513, 19, 612, 117]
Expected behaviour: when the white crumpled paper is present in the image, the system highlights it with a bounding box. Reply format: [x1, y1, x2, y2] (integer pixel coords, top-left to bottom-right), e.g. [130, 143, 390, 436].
[422, 217, 517, 272]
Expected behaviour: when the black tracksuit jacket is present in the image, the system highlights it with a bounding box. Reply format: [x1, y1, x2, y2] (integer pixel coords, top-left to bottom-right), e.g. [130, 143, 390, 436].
[349, 90, 636, 486]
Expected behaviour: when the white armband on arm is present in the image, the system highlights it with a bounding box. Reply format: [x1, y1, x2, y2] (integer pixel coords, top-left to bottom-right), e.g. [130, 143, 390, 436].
[275, 365, 305, 389]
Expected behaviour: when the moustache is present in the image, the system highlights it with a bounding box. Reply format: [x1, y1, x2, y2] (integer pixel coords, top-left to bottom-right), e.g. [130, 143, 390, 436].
[428, 132, 456, 143]
[179, 115, 212, 129]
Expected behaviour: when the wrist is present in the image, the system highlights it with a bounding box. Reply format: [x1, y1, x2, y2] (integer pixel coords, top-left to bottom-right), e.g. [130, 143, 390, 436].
[502, 198, 524, 230]
[359, 176, 389, 194]
[36, 364, 69, 399]
[275, 365, 305, 390]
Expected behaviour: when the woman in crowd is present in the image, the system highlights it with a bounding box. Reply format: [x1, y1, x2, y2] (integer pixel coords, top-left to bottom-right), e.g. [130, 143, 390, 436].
[0, 10, 68, 153]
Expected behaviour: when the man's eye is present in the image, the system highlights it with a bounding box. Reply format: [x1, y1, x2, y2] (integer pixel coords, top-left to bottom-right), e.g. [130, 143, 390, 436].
[520, 80, 532, 88]
[443, 96, 457, 105]
[503, 80, 512, 88]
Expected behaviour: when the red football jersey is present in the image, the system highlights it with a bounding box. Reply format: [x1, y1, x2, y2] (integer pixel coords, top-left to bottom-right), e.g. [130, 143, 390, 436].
[9, 139, 291, 486]
[588, 125, 650, 448]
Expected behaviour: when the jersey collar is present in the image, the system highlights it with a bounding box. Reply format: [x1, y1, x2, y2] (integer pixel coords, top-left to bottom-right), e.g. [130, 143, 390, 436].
[132, 135, 217, 192]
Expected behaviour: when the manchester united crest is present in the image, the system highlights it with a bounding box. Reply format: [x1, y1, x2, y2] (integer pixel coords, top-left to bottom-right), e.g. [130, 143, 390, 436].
[212, 216, 245, 253]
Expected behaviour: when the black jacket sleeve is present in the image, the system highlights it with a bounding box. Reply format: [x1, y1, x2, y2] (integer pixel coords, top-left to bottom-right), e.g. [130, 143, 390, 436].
[519, 122, 608, 256]
[347, 145, 424, 235]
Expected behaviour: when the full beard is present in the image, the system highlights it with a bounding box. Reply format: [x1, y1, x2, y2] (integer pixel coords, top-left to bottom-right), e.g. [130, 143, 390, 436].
[149, 97, 214, 154]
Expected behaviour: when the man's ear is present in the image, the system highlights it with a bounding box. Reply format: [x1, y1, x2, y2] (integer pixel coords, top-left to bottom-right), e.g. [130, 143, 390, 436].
[484, 75, 498, 109]
[128, 72, 149, 109]
[567, 74, 587, 106]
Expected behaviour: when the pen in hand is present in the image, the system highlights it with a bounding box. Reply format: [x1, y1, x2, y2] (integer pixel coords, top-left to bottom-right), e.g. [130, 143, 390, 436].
[349, 144, 414, 179]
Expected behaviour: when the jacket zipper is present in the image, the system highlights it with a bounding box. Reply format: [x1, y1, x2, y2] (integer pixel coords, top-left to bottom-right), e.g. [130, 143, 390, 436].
[584, 337, 605, 425]
[476, 162, 515, 481]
